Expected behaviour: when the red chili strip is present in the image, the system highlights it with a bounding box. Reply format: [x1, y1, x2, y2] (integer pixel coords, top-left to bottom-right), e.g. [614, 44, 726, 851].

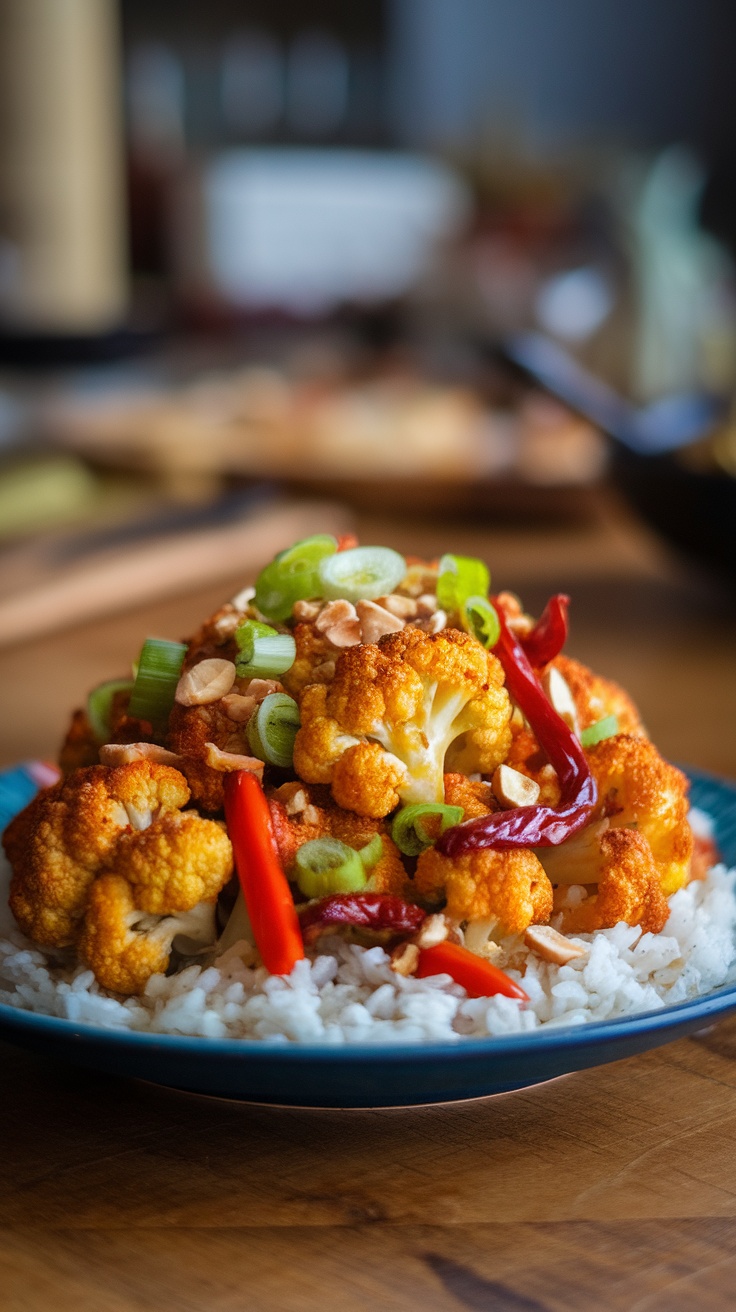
[415, 941, 528, 1001]
[519, 593, 569, 666]
[298, 894, 426, 945]
[438, 611, 596, 854]
[223, 771, 304, 975]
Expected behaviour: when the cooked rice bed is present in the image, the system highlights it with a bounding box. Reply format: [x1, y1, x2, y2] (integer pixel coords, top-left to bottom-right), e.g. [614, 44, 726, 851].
[1, 849, 734, 1045]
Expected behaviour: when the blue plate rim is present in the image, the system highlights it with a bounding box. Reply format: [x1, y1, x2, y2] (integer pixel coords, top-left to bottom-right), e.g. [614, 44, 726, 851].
[1, 763, 735, 1067]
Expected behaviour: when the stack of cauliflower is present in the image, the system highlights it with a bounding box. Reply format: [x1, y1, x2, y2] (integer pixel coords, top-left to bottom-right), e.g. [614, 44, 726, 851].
[4, 554, 694, 996]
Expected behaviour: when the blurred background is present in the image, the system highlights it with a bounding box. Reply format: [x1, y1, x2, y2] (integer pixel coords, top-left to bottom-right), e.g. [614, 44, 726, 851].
[0, 0, 735, 771]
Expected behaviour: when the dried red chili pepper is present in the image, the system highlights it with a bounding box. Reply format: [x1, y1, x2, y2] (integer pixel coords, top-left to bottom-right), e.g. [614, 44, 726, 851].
[438, 611, 596, 855]
[298, 893, 426, 945]
[519, 593, 569, 667]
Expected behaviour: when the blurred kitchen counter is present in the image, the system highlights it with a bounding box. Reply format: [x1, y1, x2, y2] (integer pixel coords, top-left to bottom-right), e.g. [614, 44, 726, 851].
[0, 486, 733, 778]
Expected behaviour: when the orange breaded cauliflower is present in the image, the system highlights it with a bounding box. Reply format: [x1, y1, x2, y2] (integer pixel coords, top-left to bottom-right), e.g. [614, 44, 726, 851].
[78, 873, 219, 995]
[267, 785, 410, 898]
[555, 828, 669, 935]
[554, 655, 645, 737]
[5, 761, 190, 946]
[111, 809, 233, 914]
[588, 734, 692, 895]
[413, 844, 553, 934]
[5, 761, 233, 993]
[293, 628, 512, 818]
[537, 735, 693, 928]
[280, 622, 335, 697]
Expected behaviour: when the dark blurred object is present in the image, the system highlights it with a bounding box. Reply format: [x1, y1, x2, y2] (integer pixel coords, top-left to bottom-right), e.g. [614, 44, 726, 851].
[500, 332, 725, 456]
[0, 327, 158, 369]
[498, 331, 736, 581]
[613, 447, 736, 581]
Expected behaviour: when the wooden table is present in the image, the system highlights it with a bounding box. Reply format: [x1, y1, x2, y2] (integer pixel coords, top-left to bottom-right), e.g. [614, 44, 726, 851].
[2, 492, 736, 1311]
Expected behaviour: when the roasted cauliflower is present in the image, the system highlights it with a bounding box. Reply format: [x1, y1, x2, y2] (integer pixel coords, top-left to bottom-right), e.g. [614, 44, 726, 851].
[413, 844, 553, 935]
[293, 628, 512, 817]
[554, 827, 669, 935]
[4, 760, 233, 993]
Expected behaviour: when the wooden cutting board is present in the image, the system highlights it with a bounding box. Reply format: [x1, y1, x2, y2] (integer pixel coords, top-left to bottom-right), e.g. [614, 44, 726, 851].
[0, 496, 351, 648]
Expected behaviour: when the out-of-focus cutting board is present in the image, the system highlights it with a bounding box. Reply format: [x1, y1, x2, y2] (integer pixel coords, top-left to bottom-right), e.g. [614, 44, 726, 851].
[0, 497, 351, 648]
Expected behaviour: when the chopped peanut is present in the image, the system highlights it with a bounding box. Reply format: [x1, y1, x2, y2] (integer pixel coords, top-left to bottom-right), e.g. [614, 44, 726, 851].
[414, 913, 450, 949]
[356, 599, 404, 643]
[204, 742, 264, 775]
[315, 599, 357, 632]
[424, 610, 447, 635]
[376, 594, 418, 620]
[326, 618, 363, 648]
[293, 599, 322, 622]
[390, 941, 420, 976]
[99, 742, 182, 766]
[176, 659, 237, 707]
[492, 764, 541, 809]
[523, 924, 588, 965]
[221, 694, 257, 722]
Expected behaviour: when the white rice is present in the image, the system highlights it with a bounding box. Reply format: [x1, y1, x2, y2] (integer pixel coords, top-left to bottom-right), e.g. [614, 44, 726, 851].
[1, 809, 735, 1044]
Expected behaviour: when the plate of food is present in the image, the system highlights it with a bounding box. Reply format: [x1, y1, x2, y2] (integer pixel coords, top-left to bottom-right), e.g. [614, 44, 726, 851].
[1, 535, 735, 1107]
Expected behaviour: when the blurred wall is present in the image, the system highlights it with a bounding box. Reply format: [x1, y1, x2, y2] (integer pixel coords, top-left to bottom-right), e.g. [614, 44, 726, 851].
[388, 0, 736, 155]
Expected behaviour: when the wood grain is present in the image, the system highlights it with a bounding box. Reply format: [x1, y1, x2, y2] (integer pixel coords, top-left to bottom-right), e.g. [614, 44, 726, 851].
[1, 491, 736, 1310]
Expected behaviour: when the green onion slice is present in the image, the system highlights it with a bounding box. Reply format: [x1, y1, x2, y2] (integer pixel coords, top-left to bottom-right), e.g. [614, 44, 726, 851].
[128, 638, 187, 724]
[580, 715, 619, 748]
[255, 534, 337, 621]
[391, 803, 465, 856]
[358, 832, 383, 869]
[462, 595, 500, 650]
[235, 620, 296, 678]
[246, 692, 300, 768]
[294, 838, 368, 899]
[436, 554, 490, 615]
[87, 678, 134, 744]
[318, 545, 406, 603]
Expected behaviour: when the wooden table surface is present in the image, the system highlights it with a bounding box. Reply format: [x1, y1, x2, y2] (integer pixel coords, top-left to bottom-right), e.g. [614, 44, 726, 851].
[2, 491, 736, 1311]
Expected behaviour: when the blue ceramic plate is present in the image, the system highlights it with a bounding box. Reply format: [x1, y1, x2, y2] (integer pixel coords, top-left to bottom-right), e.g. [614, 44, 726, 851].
[1, 766, 735, 1108]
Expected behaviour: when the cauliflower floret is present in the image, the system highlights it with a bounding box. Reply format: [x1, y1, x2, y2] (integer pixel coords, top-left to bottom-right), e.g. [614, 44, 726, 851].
[555, 828, 669, 935]
[78, 873, 218, 995]
[267, 786, 409, 898]
[554, 655, 645, 737]
[414, 844, 553, 934]
[6, 762, 190, 947]
[293, 628, 512, 818]
[443, 772, 496, 819]
[5, 761, 233, 996]
[280, 622, 335, 697]
[537, 735, 692, 922]
[112, 810, 233, 914]
[504, 725, 562, 806]
[587, 734, 692, 895]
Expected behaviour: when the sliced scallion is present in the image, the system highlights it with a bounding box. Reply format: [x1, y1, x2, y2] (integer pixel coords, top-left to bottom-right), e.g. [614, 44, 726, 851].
[318, 545, 406, 603]
[246, 692, 300, 768]
[391, 802, 465, 857]
[255, 534, 337, 621]
[235, 619, 296, 679]
[128, 638, 187, 724]
[87, 678, 134, 744]
[294, 837, 368, 899]
[462, 595, 500, 650]
[436, 554, 490, 615]
[580, 714, 619, 748]
[358, 832, 383, 869]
